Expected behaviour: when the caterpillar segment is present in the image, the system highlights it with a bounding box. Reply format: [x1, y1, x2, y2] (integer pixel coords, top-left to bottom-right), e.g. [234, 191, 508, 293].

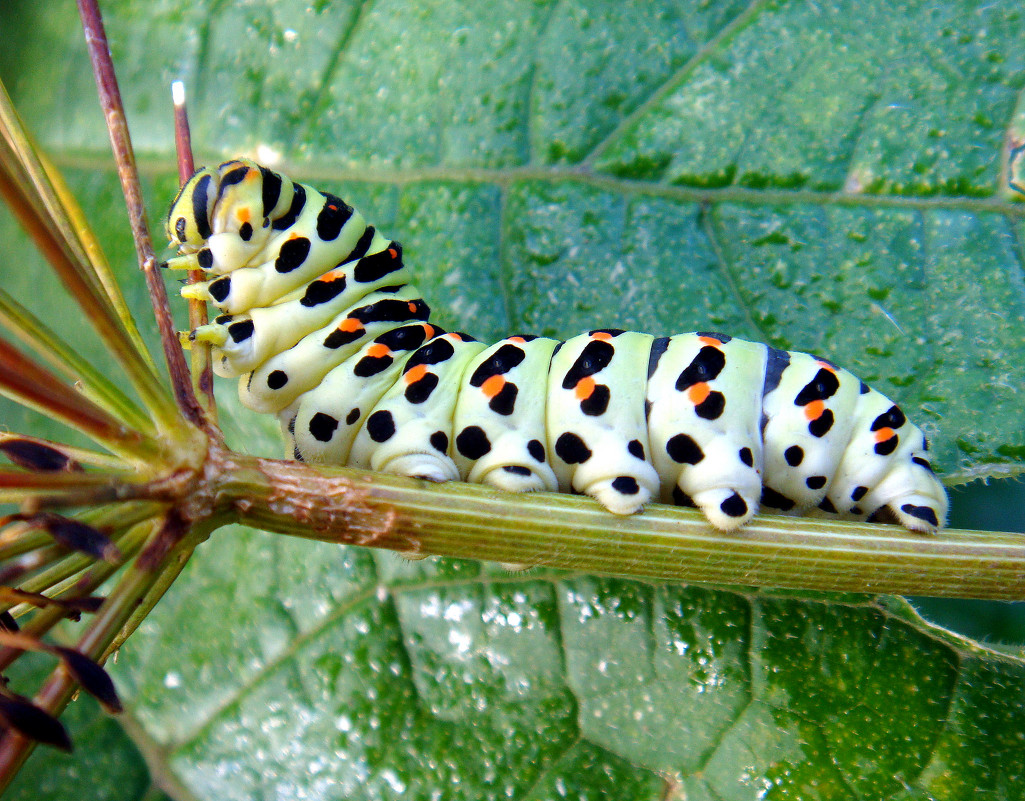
[187, 242, 412, 377]
[286, 322, 447, 465]
[647, 333, 766, 531]
[349, 332, 487, 481]
[239, 286, 429, 414]
[452, 336, 561, 494]
[548, 330, 662, 515]
[167, 159, 949, 534]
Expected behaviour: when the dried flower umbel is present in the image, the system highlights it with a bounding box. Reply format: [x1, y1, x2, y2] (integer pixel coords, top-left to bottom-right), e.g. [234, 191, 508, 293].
[0, 0, 210, 783]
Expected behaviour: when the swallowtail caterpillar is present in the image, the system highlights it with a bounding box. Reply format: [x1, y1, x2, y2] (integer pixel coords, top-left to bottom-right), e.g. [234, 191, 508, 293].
[165, 159, 948, 534]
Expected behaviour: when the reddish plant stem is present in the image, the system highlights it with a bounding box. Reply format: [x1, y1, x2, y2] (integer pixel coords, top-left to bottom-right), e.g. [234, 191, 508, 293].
[77, 0, 205, 428]
[173, 88, 194, 183]
[0, 336, 151, 456]
[173, 83, 217, 420]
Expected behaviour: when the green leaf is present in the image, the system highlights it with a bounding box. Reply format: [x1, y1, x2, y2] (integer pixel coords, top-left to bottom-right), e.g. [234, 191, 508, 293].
[2, 0, 1025, 798]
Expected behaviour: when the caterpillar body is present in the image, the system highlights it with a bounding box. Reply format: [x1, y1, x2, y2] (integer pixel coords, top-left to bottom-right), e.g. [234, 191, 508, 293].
[165, 159, 948, 534]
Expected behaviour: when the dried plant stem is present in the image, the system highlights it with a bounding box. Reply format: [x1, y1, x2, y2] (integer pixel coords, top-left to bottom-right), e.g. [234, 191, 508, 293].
[76, 0, 204, 429]
[38, 150, 157, 373]
[0, 160, 176, 432]
[0, 87, 175, 432]
[0, 81, 150, 369]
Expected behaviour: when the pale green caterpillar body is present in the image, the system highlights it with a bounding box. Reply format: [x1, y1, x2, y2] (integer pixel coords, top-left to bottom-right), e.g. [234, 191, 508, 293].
[165, 158, 948, 533]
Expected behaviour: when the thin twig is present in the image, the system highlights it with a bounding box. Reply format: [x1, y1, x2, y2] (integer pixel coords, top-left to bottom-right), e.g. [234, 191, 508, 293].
[172, 81, 217, 421]
[77, 0, 205, 428]
[173, 82, 195, 182]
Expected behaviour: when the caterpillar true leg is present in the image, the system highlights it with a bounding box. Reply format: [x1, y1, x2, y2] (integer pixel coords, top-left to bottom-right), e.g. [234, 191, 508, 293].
[167, 159, 949, 534]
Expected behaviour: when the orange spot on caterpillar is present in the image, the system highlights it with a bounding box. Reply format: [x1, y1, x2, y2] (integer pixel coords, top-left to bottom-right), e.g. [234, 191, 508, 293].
[803, 400, 825, 421]
[408, 301, 418, 313]
[874, 427, 895, 443]
[481, 375, 505, 399]
[591, 331, 613, 342]
[508, 336, 526, 344]
[405, 364, 428, 384]
[367, 344, 390, 359]
[423, 325, 438, 338]
[575, 376, 596, 401]
[388, 247, 399, 259]
[687, 382, 710, 405]
[236, 208, 251, 224]
[338, 318, 363, 333]
[816, 360, 837, 373]
[321, 269, 345, 282]
[698, 336, 722, 347]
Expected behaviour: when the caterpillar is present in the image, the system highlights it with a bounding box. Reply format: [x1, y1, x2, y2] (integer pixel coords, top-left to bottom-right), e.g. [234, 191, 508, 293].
[165, 159, 948, 534]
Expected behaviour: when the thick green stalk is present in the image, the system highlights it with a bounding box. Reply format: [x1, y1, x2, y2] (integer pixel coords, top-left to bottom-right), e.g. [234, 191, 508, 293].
[217, 453, 1025, 600]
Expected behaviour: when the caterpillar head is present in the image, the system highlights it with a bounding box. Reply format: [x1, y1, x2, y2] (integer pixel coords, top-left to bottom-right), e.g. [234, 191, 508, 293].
[166, 159, 285, 254]
[165, 166, 219, 247]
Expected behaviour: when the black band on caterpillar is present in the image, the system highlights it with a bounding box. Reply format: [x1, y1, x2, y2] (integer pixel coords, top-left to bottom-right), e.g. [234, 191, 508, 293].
[167, 159, 948, 533]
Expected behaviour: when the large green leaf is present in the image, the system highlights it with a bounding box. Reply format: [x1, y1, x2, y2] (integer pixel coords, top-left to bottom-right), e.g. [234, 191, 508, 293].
[2, 0, 1025, 798]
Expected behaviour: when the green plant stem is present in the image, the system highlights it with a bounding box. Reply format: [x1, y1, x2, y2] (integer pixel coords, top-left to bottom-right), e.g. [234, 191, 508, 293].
[0, 525, 150, 674]
[0, 94, 179, 433]
[13, 527, 138, 598]
[217, 453, 1025, 601]
[0, 468, 141, 506]
[0, 288, 153, 434]
[0, 502, 162, 563]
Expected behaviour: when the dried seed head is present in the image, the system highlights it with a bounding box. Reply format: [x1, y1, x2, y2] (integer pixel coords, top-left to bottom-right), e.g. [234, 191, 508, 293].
[0, 438, 81, 473]
[53, 648, 122, 714]
[64, 596, 105, 614]
[40, 514, 122, 563]
[0, 693, 73, 752]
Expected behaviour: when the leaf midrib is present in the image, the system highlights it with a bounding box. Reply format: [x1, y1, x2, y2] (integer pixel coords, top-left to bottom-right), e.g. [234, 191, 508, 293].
[49, 154, 1025, 217]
